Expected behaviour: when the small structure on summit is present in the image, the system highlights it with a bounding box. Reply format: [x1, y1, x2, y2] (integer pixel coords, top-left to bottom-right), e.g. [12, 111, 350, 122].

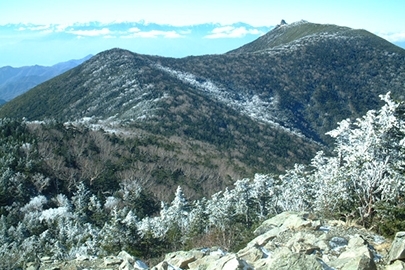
[275, 19, 288, 29]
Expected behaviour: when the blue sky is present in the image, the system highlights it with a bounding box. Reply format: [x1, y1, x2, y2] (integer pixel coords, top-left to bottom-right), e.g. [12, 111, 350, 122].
[1, 0, 404, 67]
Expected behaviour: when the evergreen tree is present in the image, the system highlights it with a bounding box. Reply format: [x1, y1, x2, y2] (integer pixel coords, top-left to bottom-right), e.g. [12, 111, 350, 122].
[72, 182, 90, 221]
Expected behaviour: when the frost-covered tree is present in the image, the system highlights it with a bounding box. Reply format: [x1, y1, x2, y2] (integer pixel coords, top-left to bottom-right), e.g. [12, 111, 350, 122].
[206, 189, 234, 231]
[72, 182, 90, 220]
[252, 173, 279, 217]
[231, 178, 254, 224]
[310, 151, 350, 216]
[186, 198, 209, 238]
[277, 164, 314, 212]
[155, 186, 191, 246]
[311, 93, 405, 224]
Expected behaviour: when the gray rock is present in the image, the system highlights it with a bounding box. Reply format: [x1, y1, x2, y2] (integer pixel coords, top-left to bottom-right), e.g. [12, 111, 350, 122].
[285, 231, 320, 254]
[134, 259, 149, 270]
[248, 226, 285, 247]
[118, 250, 136, 264]
[388, 232, 405, 263]
[206, 254, 253, 270]
[329, 236, 376, 270]
[237, 245, 265, 264]
[120, 260, 135, 270]
[329, 255, 377, 270]
[386, 260, 405, 270]
[256, 247, 323, 270]
[40, 256, 53, 264]
[39, 212, 398, 270]
[75, 254, 90, 262]
[104, 256, 123, 266]
[26, 262, 39, 270]
[164, 250, 204, 269]
[254, 212, 313, 235]
[188, 251, 224, 270]
[329, 236, 349, 251]
[153, 261, 178, 270]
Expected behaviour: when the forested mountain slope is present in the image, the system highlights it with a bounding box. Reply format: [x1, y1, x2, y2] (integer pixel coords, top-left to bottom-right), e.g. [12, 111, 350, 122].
[1, 20, 405, 268]
[1, 21, 404, 144]
[0, 20, 404, 193]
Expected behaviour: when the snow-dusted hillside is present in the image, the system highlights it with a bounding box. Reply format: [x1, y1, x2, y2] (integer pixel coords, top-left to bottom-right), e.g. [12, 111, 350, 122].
[1, 20, 405, 175]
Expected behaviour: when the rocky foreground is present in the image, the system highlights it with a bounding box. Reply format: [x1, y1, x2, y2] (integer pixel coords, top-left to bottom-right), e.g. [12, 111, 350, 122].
[30, 212, 405, 270]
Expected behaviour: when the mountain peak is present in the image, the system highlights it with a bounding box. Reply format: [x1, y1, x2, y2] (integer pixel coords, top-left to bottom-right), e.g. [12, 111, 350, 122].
[227, 20, 351, 54]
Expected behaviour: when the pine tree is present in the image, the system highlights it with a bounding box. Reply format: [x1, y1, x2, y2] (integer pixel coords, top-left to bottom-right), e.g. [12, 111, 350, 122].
[250, 174, 278, 218]
[72, 182, 90, 221]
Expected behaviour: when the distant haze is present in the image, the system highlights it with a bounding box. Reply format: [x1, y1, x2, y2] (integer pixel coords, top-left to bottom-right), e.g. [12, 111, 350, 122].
[0, 22, 272, 67]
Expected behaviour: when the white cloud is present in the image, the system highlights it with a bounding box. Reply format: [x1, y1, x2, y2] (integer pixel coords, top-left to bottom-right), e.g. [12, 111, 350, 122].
[205, 26, 262, 39]
[68, 27, 111, 37]
[378, 31, 405, 42]
[124, 29, 183, 38]
[129, 27, 141, 33]
[179, 29, 192, 35]
[55, 24, 71, 32]
[28, 24, 51, 31]
[16, 23, 71, 34]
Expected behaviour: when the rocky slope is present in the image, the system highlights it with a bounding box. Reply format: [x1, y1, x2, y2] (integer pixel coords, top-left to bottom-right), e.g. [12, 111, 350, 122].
[32, 212, 405, 270]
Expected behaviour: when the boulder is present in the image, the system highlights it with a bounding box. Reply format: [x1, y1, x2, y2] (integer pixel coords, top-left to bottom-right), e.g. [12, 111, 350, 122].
[164, 250, 205, 269]
[75, 254, 90, 262]
[152, 261, 180, 270]
[206, 254, 253, 270]
[188, 256, 218, 270]
[116, 250, 148, 270]
[120, 260, 135, 270]
[329, 236, 349, 252]
[255, 247, 323, 270]
[104, 255, 123, 267]
[254, 212, 314, 235]
[237, 245, 266, 264]
[134, 259, 149, 270]
[285, 231, 321, 254]
[26, 262, 39, 270]
[248, 226, 285, 247]
[329, 235, 376, 270]
[109, 212, 396, 270]
[40, 256, 53, 264]
[386, 260, 405, 270]
[388, 232, 405, 263]
[118, 250, 136, 264]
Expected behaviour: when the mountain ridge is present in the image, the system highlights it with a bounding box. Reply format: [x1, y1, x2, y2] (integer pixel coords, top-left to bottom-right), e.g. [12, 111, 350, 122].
[2, 21, 405, 141]
[0, 21, 404, 196]
[0, 54, 92, 102]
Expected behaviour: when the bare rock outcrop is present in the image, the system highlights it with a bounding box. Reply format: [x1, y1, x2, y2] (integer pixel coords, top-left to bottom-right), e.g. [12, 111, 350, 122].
[150, 212, 390, 270]
[34, 212, 405, 270]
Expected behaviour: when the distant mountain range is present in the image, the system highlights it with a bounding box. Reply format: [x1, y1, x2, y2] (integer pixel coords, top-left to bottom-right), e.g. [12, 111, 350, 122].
[1, 20, 405, 198]
[0, 55, 92, 102]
